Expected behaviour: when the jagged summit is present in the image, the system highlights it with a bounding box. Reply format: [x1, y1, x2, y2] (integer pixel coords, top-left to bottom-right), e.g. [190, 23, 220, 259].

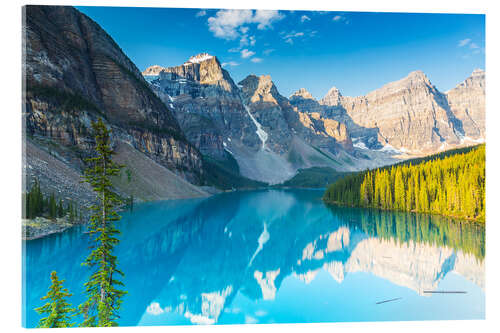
[320, 86, 343, 106]
[402, 70, 432, 85]
[142, 64, 165, 76]
[239, 74, 282, 104]
[472, 68, 485, 77]
[290, 88, 314, 100]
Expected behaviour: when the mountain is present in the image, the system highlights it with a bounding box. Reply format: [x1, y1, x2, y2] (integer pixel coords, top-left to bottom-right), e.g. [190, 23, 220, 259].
[23, 5, 210, 209]
[24, 5, 485, 201]
[446, 69, 485, 140]
[147, 53, 260, 160]
[316, 70, 485, 154]
[148, 56, 401, 184]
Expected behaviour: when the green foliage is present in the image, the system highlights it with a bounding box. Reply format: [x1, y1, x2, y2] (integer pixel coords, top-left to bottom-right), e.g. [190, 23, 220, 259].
[201, 152, 267, 190]
[324, 145, 485, 222]
[23, 178, 81, 221]
[24, 178, 44, 219]
[275, 167, 345, 188]
[35, 271, 75, 328]
[80, 118, 126, 327]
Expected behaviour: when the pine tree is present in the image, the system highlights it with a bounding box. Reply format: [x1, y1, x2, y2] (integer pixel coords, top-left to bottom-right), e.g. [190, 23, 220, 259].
[79, 118, 126, 327]
[35, 271, 75, 328]
[49, 193, 57, 220]
[58, 199, 64, 218]
[323, 145, 485, 222]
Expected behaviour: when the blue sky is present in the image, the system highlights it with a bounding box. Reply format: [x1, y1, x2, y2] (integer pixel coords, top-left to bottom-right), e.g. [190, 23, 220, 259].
[77, 6, 485, 99]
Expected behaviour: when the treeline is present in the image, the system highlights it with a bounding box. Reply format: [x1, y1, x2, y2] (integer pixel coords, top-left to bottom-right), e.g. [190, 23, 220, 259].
[323, 145, 485, 222]
[23, 178, 80, 222]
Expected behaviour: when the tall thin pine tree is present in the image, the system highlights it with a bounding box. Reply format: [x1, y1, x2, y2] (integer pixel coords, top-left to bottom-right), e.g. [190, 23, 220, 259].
[80, 118, 126, 327]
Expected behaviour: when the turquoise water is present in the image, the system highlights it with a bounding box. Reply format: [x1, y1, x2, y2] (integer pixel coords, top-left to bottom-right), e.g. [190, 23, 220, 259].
[22, 189, 485, 327]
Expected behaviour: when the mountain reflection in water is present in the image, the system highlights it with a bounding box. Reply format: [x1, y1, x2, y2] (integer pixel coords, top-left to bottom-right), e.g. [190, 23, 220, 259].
[23, 189, 485, 327]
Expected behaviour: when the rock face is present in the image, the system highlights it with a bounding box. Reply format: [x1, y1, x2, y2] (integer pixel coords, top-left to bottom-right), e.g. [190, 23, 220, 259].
[314, 70, 485, 154]
[142, 64, 165, 76]
[149, 54, 260, 160]
[290, 88, 380, 150]
[238, 74, 294, 154]
[446, 69, 485, 140]
[23, 6, 205, 205]
[288, 88, 353, 151]
[149, 56, 369, 184]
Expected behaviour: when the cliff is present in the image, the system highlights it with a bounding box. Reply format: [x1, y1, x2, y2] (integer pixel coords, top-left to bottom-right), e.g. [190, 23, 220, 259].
[23, 5, 208, 216]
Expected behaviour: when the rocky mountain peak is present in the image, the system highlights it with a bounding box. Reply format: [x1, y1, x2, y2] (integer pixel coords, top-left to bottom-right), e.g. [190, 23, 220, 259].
[402, 70, 432, 86]
[142, 65, 165, 76]
[239, 74, 281, 104]
[320, 86, 343, 106]
[471, 68, 485, 77]
[156, 53, 236, 90]
[290, 88, 314, 100]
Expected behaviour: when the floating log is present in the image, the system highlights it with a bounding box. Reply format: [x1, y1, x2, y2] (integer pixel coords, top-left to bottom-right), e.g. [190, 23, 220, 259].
[376, 297, 402, 304]
[423, 291, 467, 294]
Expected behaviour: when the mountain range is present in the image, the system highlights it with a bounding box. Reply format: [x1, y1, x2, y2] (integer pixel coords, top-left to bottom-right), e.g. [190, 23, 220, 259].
[23, 6, 485, 207]
[144, 54, 485, 184]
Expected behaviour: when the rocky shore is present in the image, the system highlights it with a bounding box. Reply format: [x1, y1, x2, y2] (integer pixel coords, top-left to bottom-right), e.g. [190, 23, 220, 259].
[22, 216, 76, 240]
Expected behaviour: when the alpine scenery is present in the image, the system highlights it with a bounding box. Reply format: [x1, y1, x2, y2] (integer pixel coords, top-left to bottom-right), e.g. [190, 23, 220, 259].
[22, 5, 485, 328]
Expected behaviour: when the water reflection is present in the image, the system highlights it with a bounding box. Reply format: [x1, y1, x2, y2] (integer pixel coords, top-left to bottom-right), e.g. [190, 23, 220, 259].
[23, 189, 485, 327]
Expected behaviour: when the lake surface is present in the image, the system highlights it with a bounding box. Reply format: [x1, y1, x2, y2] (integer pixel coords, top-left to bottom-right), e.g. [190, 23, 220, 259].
[22, 189, 485, 327]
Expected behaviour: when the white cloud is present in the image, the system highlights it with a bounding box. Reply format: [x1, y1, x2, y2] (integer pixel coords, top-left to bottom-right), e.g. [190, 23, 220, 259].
[240, 34, 249, 46]
[251, 57, 263, 63]
[263, 48, 275, 55]
[458, 38, 471, 47]
[301, 15, 311, 23]
[250, 36, 256, 46]
[222, 61, 239, 67]
[196, 10, 207, 17]
[332, 15, 349, 24]
[469, 42, 479, 49]
[253, 10, 284, 30]
[207, 9, 284, 40]
[208, 9, 254, 39]
[241, 49, 256, 58]
[282, 31, 304, 44]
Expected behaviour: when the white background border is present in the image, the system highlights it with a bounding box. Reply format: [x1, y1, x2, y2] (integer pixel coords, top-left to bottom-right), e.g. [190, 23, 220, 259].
[1, 0, 498, 332]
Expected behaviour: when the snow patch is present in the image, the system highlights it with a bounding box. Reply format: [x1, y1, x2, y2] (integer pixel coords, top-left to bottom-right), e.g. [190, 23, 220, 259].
[378, 144, 401, 154]
[254, 269, 280, 300]
[353, 141, 368, 150]
[248, 222, 270, 267]
[187, 53, 214, 64]
[243, 105, 268, 150]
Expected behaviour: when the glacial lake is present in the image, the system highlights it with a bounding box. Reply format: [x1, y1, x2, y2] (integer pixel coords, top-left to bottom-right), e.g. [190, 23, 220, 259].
[22, 189, 485, 327]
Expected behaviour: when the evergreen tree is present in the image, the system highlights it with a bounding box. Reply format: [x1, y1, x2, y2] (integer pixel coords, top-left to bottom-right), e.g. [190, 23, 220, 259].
[35, 271, 75, 328]
[79, 118, 126, 327]
[58, 199, 64, 218]
[49, 193, 57, 220]
[324, 145, 485, 222]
